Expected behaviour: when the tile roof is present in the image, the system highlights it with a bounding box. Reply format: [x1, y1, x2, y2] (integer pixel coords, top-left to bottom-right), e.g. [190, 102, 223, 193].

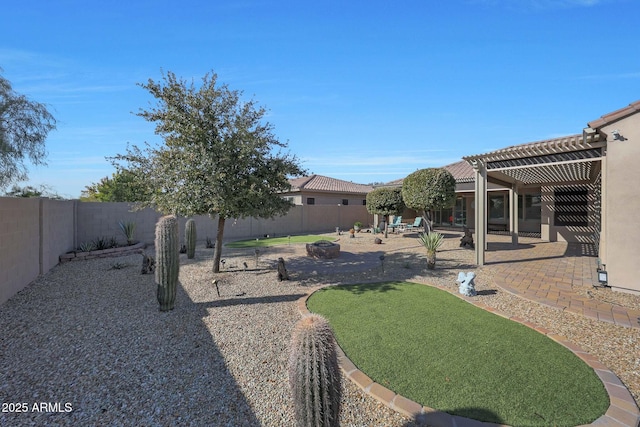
[288, 175, 373, 194]
[382, 178, 404, 187]
[380, 161, 475, 187]
[588, 100, 640, 129]
[444, 160, 474, 183]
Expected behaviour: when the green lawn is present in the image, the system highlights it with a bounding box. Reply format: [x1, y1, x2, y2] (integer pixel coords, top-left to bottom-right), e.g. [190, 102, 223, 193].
[225, 234, 331, 248]
[307, 282, 609, 427]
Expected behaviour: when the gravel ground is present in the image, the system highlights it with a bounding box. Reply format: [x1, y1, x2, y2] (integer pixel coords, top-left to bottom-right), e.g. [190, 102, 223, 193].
[0, 230, 638, 426]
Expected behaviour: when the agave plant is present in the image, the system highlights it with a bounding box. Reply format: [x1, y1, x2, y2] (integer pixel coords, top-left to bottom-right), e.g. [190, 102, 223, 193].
[419, 231, 444, 269]
[78, 241, 96, 252]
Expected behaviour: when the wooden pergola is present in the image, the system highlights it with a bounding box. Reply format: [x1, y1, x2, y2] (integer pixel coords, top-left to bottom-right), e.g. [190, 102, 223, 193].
[463, 131, 605, 266]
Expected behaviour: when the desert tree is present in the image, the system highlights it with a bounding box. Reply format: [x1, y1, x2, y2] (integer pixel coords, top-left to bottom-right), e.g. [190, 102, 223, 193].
[81, 170, 151, 202]
[4, 183, 62, 199]
[365, 186, 405, 238]
[401, 168, 456, 234]
[0, 70, 57, 189]
[111, 70, 305, 272]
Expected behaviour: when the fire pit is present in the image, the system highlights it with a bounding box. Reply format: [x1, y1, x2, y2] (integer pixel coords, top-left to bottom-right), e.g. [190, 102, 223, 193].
[306, 240, 340, 259]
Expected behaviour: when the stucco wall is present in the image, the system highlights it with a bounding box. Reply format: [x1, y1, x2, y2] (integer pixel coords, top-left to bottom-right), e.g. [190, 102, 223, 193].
[0, 198, 39, 304]
[0, 197, 75, 305]
[1, 199, 370, 305]
[75, 202, 371, 245]
[41, 199, 76, 272]
[300, 192, 368, 206]
[601, 114, 640, 293]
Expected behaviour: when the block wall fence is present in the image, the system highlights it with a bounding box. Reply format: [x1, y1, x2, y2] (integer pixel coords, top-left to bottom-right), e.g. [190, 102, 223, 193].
[0, 198, 373, 305]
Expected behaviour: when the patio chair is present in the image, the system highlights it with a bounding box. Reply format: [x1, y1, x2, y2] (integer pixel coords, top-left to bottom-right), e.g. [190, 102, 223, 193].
[404, 217, 423, 232]
[387, 216, 403, 232]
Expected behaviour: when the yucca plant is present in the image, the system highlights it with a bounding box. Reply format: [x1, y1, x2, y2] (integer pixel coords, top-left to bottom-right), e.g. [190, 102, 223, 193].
[289, 314, 341, 427]
[118, 220, 136, 245]
[419, 231, 444, 270]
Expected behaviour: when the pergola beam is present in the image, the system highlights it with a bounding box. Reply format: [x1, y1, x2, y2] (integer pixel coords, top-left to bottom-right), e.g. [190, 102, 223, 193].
[473, 160, 487, 266]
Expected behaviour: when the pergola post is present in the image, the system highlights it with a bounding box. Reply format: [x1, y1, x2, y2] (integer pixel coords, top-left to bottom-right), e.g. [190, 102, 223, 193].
[473, 160, 487, 266]
[509, 185, 519, 245]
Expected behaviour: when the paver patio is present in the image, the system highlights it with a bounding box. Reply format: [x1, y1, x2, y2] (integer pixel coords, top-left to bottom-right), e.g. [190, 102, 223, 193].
[479, 235, 640, 330]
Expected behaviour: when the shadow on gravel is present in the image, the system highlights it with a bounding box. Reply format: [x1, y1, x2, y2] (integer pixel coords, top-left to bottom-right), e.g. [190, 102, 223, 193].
[0, 261, 260, 427]
[202, 293, 307, 308]
[277, 249, 479, 288]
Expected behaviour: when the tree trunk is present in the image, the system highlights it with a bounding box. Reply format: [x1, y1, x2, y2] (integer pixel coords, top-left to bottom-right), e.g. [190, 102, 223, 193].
[422, 210, 433, 234]
[384, 214, 389, 238]
[212, 215, 226, 273]
[426, 250, 436, 270]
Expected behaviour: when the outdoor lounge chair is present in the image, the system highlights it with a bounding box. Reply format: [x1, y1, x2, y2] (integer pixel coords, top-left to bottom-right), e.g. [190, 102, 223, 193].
[405, 217, 423, 232]
[387, 216, 403, 232]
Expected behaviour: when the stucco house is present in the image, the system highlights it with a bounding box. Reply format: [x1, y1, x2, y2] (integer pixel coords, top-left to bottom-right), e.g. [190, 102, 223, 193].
[284, 174, 373, 206]
[388, 100, 640, 295]
[465, 100, 640, 295]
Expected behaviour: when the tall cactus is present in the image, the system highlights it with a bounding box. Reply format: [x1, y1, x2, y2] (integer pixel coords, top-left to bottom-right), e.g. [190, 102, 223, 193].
[155, 215, 179, 311]
[289, 314, 341, 427]
[185, 218, 196, 259]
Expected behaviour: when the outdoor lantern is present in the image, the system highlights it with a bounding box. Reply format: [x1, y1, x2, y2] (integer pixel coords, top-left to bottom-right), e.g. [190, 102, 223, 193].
[597, 266, 608, 285]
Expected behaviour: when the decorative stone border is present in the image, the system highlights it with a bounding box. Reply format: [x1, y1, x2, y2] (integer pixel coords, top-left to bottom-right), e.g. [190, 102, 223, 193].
[296, 283, 640, 427]
[59, 242, 146, 263]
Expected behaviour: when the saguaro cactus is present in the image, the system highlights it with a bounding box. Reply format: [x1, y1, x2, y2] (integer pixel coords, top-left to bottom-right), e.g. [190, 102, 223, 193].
[289, 314, 341, 427]
[185, 218, 196, 259]
[155, 215, 179, 311]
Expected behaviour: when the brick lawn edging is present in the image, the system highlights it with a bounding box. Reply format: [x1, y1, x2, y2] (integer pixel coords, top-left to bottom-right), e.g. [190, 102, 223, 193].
[296, 283, 640, 427]
[59, 242, 147, 263]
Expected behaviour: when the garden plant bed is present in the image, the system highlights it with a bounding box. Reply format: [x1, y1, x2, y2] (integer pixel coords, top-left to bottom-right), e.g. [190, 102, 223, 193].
[59, 242, 146, 263]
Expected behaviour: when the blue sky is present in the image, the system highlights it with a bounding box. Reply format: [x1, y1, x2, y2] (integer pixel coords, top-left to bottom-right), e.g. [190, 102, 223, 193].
[1, 0, 639, 198]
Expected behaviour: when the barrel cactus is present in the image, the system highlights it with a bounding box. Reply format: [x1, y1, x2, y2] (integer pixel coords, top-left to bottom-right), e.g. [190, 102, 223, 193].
[155, 215, 179, 311]
[289, 314, 341, 427]
[185, 218, 196, 259]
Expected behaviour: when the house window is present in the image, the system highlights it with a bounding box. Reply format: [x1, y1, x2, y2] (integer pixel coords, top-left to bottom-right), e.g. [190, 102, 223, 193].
[342, 199, 349, 206]
[362, 199, 367, 206]
[554, 187, 588, 226]
[518, 194, 541, 221]
[307, 197, 315, 205]
[454, 197, 467, 226]
[433, 208, 453, 225]
[489, 194, 507, 221]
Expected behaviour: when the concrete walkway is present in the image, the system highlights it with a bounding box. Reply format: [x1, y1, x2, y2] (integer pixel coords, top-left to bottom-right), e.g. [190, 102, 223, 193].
[480, 236, 640, 330]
